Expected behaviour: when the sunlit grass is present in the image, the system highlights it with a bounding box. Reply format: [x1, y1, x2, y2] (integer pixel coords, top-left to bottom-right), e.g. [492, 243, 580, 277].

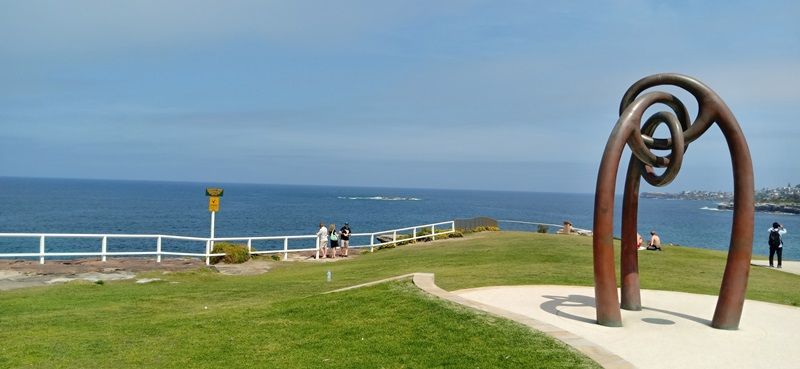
[1, 231, 796, 368]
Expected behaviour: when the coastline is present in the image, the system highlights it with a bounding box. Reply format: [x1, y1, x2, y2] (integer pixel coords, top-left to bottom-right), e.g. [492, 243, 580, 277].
[716, 202, 800, 215]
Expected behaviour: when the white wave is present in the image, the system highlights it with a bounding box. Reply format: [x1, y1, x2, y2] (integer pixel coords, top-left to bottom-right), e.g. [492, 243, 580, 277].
[700, 206, 729, 212]
[337, 196, 421, 201]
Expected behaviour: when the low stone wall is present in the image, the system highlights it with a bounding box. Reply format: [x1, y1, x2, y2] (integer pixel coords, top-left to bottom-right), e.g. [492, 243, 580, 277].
[454, 217, 498, 230]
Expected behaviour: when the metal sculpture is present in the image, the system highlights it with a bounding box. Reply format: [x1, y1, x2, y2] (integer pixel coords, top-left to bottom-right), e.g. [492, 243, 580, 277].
[592, 73, 754, 330]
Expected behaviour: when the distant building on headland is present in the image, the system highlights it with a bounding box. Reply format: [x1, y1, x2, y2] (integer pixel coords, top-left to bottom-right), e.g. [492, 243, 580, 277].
[642, 184, 800, 214]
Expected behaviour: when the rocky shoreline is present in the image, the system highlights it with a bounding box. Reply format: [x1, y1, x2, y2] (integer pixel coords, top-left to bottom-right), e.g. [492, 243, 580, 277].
[0, 256, 304, 291]
[0, 257, 207, 291]
[717, 202, 800, 215]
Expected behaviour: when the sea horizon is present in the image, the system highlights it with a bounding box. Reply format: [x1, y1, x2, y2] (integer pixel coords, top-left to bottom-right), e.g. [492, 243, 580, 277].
[0, 176, 796, 260]
[0, 175, 600, 196]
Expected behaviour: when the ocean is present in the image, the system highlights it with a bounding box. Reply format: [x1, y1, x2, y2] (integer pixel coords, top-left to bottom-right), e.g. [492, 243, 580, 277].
[0, 177, 797, 260]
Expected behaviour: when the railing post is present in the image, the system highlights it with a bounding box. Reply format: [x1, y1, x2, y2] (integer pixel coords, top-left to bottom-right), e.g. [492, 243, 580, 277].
[157, 236, 162, 263]
[451, 221, 455, 233]
[283, 237, 289, 261]
[413, 227, 417, 242]
[247, 239, 252, 255]
[393, 230, 397, 245]
[39, 235, 45, 265]
[370, 234, 375, 253]
[432, 224, 436, 241]
[205, 240, 211, 266]
[101, 236, 107, 262]
[315, 237, 320, 260]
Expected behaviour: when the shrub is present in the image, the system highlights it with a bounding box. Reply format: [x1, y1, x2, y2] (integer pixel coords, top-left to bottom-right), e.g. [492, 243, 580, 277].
[395, 234, 414, 246]
[270, 254, 282, 261]
[373, 228, 463, 251]
[537, 225, 549, 233]
[211, 242, 251, 264]
[461, 226, 501, 234]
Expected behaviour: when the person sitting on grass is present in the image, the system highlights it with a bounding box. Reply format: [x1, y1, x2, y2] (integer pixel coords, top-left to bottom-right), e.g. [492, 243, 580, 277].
[557, 220, 574, 234]
[646, 231, 662, 251]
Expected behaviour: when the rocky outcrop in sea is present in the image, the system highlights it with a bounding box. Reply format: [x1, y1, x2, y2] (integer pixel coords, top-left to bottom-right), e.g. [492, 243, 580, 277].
[717, 202, 800, 215]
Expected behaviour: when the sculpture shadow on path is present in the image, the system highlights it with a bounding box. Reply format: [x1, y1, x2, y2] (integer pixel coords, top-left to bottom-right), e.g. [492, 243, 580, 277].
[540, 294, 712, 327]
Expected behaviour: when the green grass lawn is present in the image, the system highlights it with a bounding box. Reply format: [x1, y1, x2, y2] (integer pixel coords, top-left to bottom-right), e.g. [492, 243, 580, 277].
[1, 231, 797, 368]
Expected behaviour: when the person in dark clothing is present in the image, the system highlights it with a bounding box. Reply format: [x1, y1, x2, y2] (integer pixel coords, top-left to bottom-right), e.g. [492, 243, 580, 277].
[328, 224, 339, 258]
[768, 222, 787, 268]
[340, 223, 351, 257]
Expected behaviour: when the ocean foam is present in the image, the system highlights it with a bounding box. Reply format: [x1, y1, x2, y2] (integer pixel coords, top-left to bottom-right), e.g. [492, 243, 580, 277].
[337, 196, 421, 201]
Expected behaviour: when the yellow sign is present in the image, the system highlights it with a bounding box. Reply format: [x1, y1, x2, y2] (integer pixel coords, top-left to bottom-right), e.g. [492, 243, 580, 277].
[208, 196, 220, 212]
[205, 188, 224, 197]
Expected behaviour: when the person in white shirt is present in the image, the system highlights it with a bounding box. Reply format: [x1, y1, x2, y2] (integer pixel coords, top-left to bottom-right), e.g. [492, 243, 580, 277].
[768, 222, 787, 268]
[317, 222, 329, 258]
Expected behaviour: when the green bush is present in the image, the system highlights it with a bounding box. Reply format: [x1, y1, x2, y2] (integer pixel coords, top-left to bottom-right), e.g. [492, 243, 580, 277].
[395, 234, 414, 246]
[537, 225, 549, 233]
[211, 242, 251, 264]
[270, 254, 282, 261]
[461, 226, 500, 234]
[373, 228, 463, 251]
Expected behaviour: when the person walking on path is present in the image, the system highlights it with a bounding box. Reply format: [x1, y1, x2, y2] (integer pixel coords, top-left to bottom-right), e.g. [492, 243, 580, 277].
[340, 222, 351, 257]
[317, 222, 329, 259]
[328, 224, 339, 258]
[647, 231, 662, 251]
[768, 222, 787, 268]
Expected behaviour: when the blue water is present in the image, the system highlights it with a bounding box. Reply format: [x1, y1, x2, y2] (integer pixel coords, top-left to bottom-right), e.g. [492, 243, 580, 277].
[0, 177, 797, 260]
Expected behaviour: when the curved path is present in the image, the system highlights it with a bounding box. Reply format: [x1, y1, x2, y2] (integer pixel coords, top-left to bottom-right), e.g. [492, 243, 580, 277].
[449, 284, 800, 369]
[332, 270, 800, 369]
[411, 273, 633, 368]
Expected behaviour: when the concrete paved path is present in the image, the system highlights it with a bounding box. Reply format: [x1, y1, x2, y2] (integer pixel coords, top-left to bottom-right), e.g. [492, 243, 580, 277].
[335, 270, 800, 368]
[453, 284, 800, 369]
[751, 259, 800, 275]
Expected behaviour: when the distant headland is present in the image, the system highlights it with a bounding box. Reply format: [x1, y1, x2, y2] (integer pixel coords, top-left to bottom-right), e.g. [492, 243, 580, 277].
[642, 184, 800, 215]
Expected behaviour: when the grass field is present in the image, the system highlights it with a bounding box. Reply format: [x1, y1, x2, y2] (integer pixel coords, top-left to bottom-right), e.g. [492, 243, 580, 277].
[1, 231, 797, 368]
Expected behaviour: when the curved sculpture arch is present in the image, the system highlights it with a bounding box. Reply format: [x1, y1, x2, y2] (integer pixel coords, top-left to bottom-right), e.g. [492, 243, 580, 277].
[592, 73, 754, 330]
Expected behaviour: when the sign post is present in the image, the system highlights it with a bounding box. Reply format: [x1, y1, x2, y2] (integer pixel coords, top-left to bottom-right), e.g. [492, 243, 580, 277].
[205, 188, 223, 261]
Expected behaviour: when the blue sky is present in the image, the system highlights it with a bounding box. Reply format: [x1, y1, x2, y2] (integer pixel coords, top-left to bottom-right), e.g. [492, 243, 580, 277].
[1, 1, 798, 193]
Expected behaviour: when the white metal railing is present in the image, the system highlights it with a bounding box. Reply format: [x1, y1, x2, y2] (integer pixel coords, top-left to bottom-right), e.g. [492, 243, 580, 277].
[0, 220, 455, 265]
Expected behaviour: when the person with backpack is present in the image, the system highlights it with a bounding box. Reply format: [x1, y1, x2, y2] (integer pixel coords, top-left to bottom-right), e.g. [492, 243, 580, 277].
[328, 224, 339, 258]
[768, 222, 787, 268]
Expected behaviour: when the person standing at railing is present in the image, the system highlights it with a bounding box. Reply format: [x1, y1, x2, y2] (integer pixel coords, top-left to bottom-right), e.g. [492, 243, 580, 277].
[317, 222, 329, 258]
[340, 222, 351, 257]
[328, 224, 339, 258]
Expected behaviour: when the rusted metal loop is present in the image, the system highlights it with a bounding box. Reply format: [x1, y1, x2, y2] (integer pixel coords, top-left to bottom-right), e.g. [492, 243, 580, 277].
[595, 72, 754, 330]
[619, 73, 717, 146]
[623, 92, 688, 168]
[639, 111, 685, 186]
[639, 98, 691, 152]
